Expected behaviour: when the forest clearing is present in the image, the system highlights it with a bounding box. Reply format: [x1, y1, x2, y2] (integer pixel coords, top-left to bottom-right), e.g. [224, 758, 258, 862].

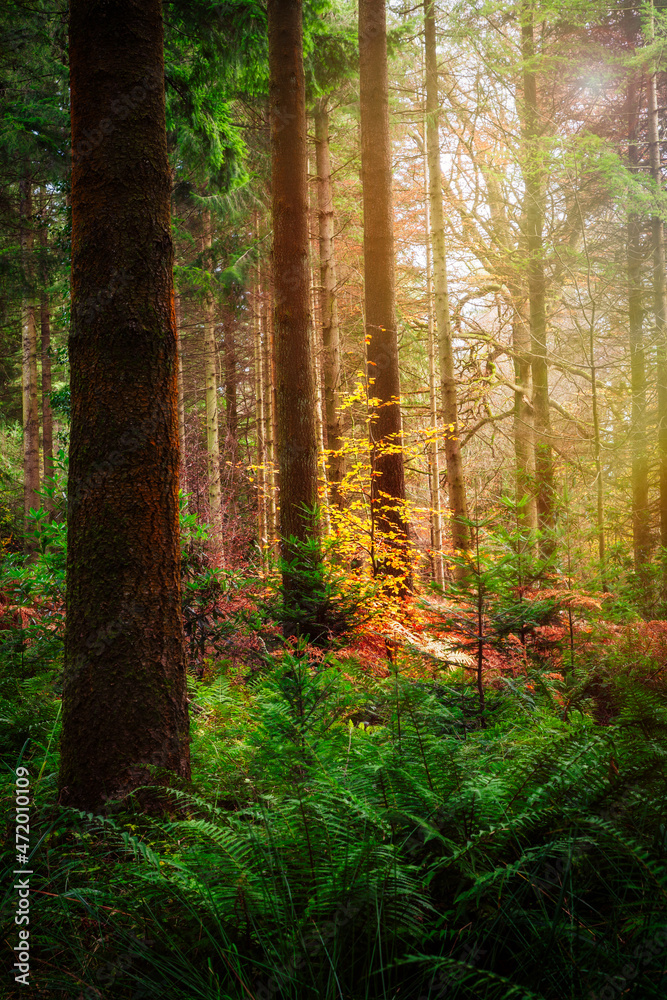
[2, 0, 667, 997]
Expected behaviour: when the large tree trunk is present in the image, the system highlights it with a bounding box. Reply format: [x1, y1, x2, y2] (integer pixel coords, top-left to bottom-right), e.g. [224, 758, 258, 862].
[60, 0, 190, 812]
[314, 98, 345, 508]
[38, 189, 54, 512]
[520, 4, 555, 557]
[424, 0, 469, 557]
[359, 0, 409, 582]
[268, 0, 319, 594]
[201, 205, 224, 562]
[19, 176, 40, 538]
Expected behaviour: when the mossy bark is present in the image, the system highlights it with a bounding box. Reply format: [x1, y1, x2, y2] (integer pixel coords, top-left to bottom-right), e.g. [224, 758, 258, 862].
[60, 0, 190, 812]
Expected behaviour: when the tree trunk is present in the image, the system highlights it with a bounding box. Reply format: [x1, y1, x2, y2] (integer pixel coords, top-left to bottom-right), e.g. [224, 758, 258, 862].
[647, 13, 667, 585]
[359, 0, 409, 582]
[202, 205, 224, 562]
[268, 0, 319, 592]
[61, 0, 190, 811]
[38, 189, 54, 513]
[314, 98, 345, 508]
[422, 124, 444, 586]
[424, 0, 469, 558]
[511, 294, 538, 535]
[19, 176, 40, 538]
[175, 294, 187, 498]
[520, 3, 555, 557]
[253, 262, 267, 570]
[263, 270, 278, 552]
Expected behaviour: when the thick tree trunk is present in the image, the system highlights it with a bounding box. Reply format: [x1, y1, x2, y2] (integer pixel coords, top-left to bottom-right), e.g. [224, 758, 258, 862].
[359, 0, 409, 582]
[627, 76, 651, 574]
[19, 177, 40, 537]
[269, 0, 319, 591]
[60, 0, 190, 811]
[520, 4, 555, 557]
[424, 0, 469, 558]
[647, 31, 667, 582]
[314, 98, 345, 508]
[201, 206, 224, 562]
[38, 189, 54, 511]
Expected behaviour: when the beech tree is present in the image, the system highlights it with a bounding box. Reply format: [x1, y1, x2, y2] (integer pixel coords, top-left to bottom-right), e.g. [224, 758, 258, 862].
[60, 0, 190, 811]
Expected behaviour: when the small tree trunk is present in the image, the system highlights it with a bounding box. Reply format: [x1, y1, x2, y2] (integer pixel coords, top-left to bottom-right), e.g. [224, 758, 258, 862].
[359, 0, 409, 583]
[423, 129, 443, 586]
[511, 294, 538, 536]
[254, 265, 267, 570]
[263, 272, 278, 552]
[38, 189, 54, 512]
[201, 206, 224, 562]
[521, 4, 555, 558]
[314, 98, 345, 507]
[19, 176, 40, 538]
[424, 0, 469, 558]
[647, 18, 667, 586]
[626, 73, 650, 574]
[268, 0, 319, 591]
[175, 294, 187, 498]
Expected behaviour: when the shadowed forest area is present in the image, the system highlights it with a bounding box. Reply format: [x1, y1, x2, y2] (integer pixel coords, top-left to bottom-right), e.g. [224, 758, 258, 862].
[2, 0, 667, 997]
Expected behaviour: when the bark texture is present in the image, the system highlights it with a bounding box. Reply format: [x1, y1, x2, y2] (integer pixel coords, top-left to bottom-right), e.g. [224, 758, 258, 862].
[60, 0, 190, 811]
[520, 4, 555, 556]
[424, 0, 469, 556]
[314, 99, 345, 507]
[359, 0, 409, 579]
[202, 206, 224, 560]
[627, 75, 651, 572]
[268, 0, 319, 579]
[20, 177, 40, 534]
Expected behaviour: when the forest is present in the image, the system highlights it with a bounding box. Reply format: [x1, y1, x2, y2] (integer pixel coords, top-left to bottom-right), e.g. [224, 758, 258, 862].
[2, 0, 667, 997]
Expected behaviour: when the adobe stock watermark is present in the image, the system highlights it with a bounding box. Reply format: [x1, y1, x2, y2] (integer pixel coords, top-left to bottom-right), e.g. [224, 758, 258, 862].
[588, 925, 667, 1000]
[12, 766, 32, 987]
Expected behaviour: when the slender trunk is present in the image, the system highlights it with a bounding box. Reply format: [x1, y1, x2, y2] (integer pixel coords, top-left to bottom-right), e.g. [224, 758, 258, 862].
[588, 301, 606, 590]
[627, 75, 651, 573]
[254, 262, 267, 570]
[202, 206, 224, 562]
[359, 0, 409, 583]
[61, 0, 190, 811]
[511, 295, 538, 535]
[647, 15, 667, 582]
[521, 4, 555, 557]
[423, 125, 443, 585]
[314, 98, 345, 507]
[268, 0, 319, 590]
[175, 294, 187, 498]
[19, 177, 40, 539]
[263, 270, 278, 551]
[38, 189, 54, 512]
[424, 0, 469, 557]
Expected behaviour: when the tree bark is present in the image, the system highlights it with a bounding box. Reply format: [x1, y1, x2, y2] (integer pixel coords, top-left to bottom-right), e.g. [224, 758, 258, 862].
[520, 3, 555, 557]
[626, 75, 651, 574]
[314, 98, 345, 508]
[647, 11, 667, 583]
[19, 176, 40, 538]
[511, 294, 538, 536]
[422, 122, 444, 586]
[253, 259, 267, 570]
[175, 293, 187, 498]
[268, 0, 320, 590]
[38, 189, 54, 513]
[61, 0, 190, 812]
[424, 0, 469, 557]
[201, 205, 224, 562]
[359, 0, 409, 582]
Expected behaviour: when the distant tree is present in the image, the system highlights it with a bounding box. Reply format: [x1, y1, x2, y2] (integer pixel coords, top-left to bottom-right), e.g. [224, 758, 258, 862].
[60, 0, 190, 811]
